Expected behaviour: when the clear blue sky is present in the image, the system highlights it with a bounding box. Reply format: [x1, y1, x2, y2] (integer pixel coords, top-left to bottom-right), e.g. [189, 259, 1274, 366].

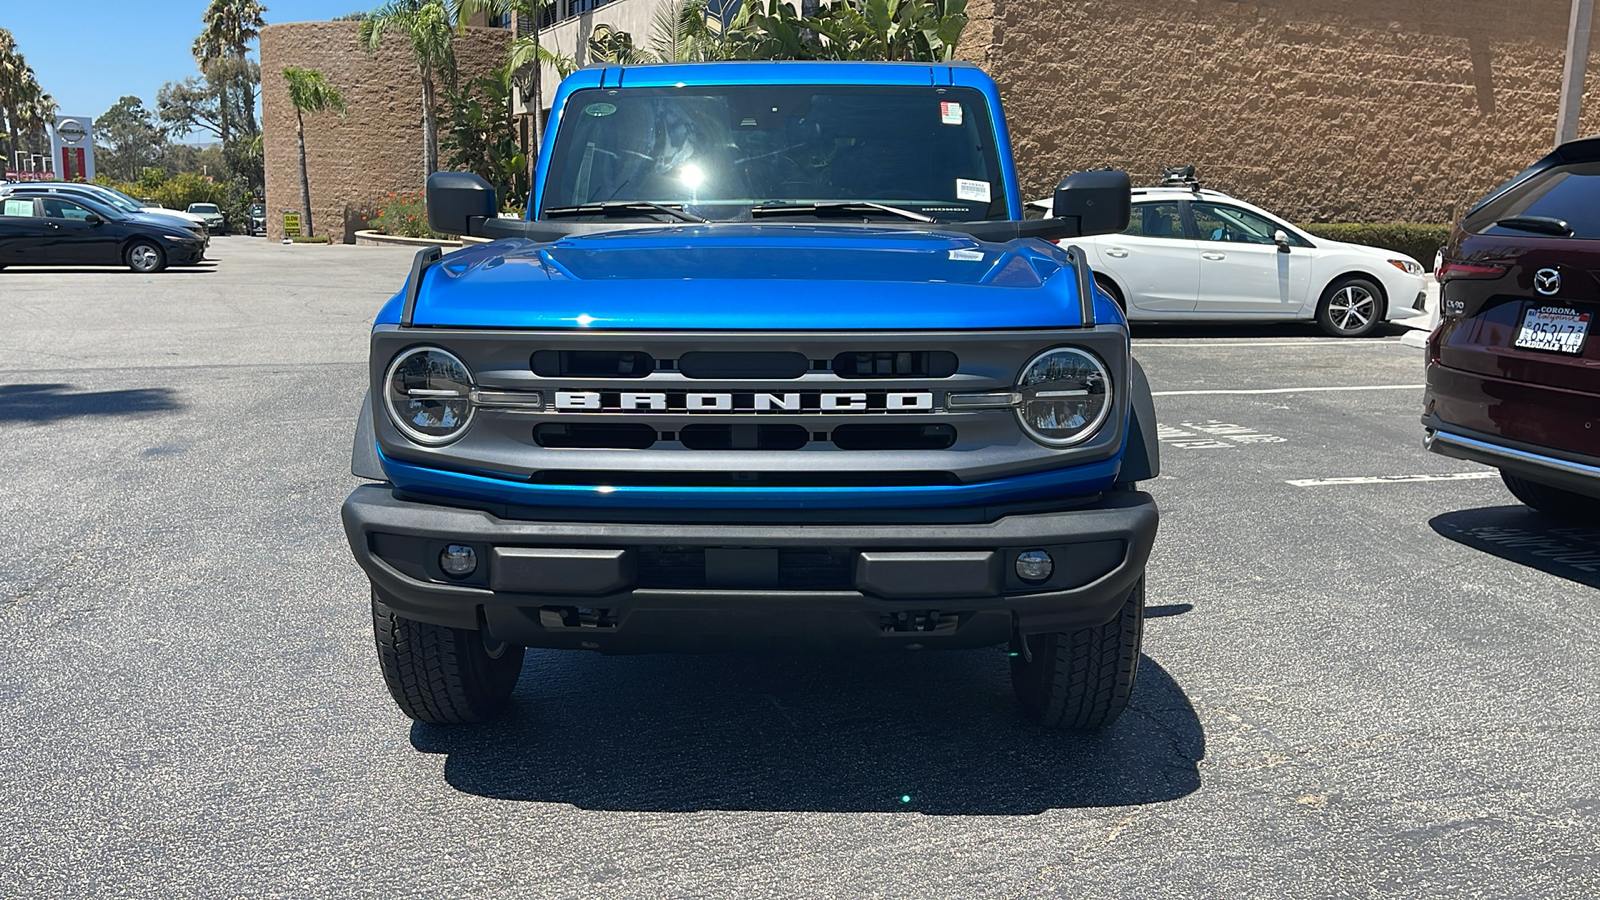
[3, 0, 362, 140]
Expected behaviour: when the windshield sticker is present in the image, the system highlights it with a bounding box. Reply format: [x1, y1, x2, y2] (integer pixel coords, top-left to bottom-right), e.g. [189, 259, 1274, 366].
[948, 249, 984, 261]
[956, 179, 991, 203]
[583, 102, 618, 117]
[940, 101, 963, 125]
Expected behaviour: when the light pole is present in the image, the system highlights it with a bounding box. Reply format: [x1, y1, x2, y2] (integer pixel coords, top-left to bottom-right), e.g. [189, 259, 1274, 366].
[1557, 0, 1594, 146]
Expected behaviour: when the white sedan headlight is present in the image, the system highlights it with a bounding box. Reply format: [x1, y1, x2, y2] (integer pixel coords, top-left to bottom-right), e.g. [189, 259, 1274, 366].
[1388, 258, 1425, 276]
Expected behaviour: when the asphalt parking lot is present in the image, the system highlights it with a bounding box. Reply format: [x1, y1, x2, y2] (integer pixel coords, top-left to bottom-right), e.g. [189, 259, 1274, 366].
[1, 237, 1596, 898]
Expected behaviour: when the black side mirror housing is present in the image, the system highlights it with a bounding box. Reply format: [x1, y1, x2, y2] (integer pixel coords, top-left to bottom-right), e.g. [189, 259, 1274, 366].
[84, 214, 102, 226]
[1052, 170, 1132, 237]
[426, 170, 498, 236]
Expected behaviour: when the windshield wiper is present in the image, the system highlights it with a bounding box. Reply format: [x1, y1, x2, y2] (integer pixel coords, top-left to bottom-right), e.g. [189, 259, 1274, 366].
[750, 201, 937, 223]
[1495, 215, 1573, 236]
[543, 202, 708, 223]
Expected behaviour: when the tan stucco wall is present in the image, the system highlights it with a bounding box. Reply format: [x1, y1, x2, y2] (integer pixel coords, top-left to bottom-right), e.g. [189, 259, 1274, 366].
[959, 0, 1600, 223]
[260, 21, 511, 243]
[263, 3, 1600, 233]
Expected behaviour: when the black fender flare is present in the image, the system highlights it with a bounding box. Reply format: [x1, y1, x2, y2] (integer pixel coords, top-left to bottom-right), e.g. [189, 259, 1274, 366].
[1118, 356, 1160, 484]
[351, 390, 386, 481]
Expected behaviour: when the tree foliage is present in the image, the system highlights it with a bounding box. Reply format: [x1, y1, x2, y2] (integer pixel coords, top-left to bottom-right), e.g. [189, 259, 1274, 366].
[96, 96, 170, 181]
[441, 65, 529, 208]
[592, 0, 968, 64]
[0, 28, 56, 163]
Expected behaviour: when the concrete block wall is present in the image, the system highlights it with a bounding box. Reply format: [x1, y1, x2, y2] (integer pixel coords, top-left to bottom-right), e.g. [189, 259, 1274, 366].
[959, 0, 1600, 223]
[260, 21, 511, 243]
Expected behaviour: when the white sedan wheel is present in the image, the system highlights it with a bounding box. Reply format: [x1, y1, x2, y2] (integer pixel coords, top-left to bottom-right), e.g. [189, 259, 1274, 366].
[1317, 278, 1384, 337]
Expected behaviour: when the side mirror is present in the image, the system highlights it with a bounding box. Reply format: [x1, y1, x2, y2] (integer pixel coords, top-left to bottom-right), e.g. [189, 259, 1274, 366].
[426, 170, 498, 236]
[84, 214, 102, 226]
[1052, 170, 1132, 237]
[1274, 229, 1291, 253]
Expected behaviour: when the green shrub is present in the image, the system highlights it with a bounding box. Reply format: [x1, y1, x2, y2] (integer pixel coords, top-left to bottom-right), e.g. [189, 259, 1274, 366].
[1295, 223, 1452, 265]
[368, 190, 447, 239]
[94, 170, 255, 234]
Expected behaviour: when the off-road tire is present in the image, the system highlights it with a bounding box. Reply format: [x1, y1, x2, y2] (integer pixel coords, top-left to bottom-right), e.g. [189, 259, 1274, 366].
[1315, 276, 1385, 337]
[371, 589, 525, 724]
[1010, 578, 1144, 730]
[1501, 470, 1593, 520]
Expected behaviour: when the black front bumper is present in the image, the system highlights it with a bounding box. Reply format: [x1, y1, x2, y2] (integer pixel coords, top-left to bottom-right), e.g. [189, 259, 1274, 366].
[341, 485, 1158, 653]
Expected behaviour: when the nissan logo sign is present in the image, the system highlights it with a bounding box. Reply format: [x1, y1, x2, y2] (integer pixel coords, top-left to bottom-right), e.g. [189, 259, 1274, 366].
[56, 120, 88, 144]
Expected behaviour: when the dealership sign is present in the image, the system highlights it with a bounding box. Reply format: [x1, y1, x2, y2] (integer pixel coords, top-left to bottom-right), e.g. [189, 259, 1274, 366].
[48, 116, 96, 181]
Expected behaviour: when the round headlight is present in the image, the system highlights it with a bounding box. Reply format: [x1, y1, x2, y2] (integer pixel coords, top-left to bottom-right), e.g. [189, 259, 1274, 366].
[384, 347, 475, 445]
[1015, 347, 1112, 447]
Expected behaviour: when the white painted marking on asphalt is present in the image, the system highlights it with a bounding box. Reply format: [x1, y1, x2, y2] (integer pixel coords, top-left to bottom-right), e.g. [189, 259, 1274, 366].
[1158, 420, 1286, 449]
[1134, 340, 1404, 348]
[1287, 472, 1498, 487]
[1153, 384, 1423, 396]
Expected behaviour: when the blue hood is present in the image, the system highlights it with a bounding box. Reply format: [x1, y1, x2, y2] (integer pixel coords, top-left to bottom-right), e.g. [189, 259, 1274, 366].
[399, 225, 1101, 330]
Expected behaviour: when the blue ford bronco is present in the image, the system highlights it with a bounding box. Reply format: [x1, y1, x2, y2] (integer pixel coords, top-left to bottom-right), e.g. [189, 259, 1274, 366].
[342, 61, 1161, 731]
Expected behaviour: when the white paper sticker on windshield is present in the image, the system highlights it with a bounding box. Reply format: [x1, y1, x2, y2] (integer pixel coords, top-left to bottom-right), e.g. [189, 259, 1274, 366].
[956, 179, 991, 203]
[940, 101, 963, 125]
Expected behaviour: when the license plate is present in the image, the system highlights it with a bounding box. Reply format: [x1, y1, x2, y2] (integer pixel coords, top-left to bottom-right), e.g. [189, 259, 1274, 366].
[1514, 307, 1590, 355]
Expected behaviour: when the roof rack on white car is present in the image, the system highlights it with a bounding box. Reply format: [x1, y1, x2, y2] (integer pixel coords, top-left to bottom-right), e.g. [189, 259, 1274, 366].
[1158, 165, 1203, 191]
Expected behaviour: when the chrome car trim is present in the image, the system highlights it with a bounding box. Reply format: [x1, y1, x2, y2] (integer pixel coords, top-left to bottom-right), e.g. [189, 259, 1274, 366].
[1425, 429, 1600, 480]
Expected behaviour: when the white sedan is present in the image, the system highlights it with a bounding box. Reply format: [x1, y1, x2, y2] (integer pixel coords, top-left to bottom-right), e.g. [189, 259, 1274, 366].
[1030, 186, 1430, 337]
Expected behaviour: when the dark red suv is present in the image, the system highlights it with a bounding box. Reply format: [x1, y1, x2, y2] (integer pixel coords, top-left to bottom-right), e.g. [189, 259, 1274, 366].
[1424, 137, 1600, 519]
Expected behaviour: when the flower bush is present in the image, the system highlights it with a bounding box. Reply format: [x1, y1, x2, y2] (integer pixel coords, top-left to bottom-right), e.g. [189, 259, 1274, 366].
[367, 191, 447, 239]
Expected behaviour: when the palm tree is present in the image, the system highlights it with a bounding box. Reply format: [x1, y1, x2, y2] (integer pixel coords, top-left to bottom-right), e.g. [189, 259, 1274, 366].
[360, 0, 456, 176]
[0, 29, 53, 168]
[283, 67, 346, 237]
[449, 0, 552, 159]
[192, 0, 269, 143]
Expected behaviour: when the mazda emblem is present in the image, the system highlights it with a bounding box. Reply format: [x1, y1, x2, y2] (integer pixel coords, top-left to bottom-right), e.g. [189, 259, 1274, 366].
[1534, 268, 1561, 295]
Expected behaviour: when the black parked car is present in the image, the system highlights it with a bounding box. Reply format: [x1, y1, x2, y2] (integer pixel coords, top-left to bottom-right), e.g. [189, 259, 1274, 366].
[0, 191, 205, 273]
[247, 202, 266, 236]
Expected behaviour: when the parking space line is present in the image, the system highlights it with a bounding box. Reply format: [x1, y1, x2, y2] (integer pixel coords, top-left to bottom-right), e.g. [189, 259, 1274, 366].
[1153, 384, 1423, 396]
[1133, 340, 1404, 348]
[1287, 472, 1498, 487]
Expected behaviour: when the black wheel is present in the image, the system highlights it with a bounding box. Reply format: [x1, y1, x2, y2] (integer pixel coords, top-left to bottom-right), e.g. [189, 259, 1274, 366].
[125, 240, 166, 273]
[371, 589, 525, 723]
[1316, 276, 1384, 337]
[1094, 274, 1126, 311]
[1501, 470, 1594, 520]
[1010, 578, 1144, 730]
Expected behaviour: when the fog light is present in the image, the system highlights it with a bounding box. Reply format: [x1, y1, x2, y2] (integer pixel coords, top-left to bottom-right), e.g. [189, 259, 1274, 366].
[1015, 549, 1053, 583]
[440, 544, 477, 577]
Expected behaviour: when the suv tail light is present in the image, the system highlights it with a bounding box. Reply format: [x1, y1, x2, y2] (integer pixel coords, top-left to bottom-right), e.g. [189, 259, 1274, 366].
[1436, 261, 1507, 282]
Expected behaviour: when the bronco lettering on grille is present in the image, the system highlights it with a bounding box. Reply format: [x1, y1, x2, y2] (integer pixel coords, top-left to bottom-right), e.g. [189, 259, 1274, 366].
[553, 390, 936, 413]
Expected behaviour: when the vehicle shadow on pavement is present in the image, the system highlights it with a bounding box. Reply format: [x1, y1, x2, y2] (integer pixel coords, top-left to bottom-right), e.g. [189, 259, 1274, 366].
[0, 383, 182, 424]
[0, 266, 216, 275]
[1430, 506, 1600, 590]
[411, 650, 1204, 814]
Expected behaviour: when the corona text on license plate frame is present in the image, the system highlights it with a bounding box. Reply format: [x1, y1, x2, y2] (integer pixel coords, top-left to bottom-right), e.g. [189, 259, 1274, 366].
[1514, 307, 1590, 355]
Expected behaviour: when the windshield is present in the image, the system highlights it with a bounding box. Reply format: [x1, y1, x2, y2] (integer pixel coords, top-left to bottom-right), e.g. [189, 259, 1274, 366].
[540, 84, 1006, 222]
[92, 187, 146, 212]
[190, 204, 219, 213]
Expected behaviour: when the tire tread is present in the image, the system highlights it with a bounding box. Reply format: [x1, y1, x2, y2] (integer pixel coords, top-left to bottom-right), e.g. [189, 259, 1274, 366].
[371, 591, 522, 724]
